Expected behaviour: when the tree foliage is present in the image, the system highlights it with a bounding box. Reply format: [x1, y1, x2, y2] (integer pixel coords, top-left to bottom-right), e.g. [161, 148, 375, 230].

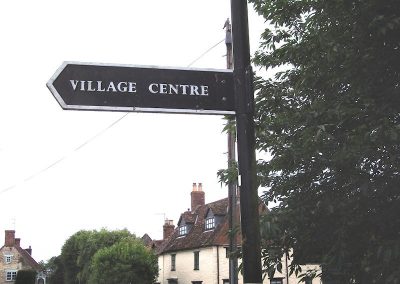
[88, 238, 158, 284]
[59, 228, 156, 284]
[249, 0, 400, 282]
[44, 256, 65, 284]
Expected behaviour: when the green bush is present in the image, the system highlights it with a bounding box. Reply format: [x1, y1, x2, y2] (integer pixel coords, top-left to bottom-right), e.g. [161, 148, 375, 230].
[15, 270, 37, 284]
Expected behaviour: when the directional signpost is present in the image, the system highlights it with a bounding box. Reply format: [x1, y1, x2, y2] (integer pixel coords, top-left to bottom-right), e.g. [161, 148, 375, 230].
[47, 62, 234, 115]
[48, 1, 262, 283]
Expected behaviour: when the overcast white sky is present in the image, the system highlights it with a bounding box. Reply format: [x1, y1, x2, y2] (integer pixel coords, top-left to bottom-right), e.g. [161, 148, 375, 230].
[0, 0, 266, 262]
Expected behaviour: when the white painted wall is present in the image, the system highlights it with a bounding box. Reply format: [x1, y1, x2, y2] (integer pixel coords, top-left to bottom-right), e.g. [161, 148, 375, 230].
[157, 247, 321, 284]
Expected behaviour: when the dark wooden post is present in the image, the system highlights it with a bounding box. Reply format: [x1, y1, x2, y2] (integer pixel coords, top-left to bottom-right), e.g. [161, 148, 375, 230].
[230, 0, 263, 283]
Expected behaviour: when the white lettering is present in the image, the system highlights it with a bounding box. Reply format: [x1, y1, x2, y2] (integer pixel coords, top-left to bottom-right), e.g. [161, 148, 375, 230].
[149, 83, 158, 94]
[106, 82, 117, 92]
[160, 84, 168, 94]
[200, 85, 208, 96]
[68, 80, 208, 96]
[190, 85, 200, 96]
[180, 85, 189, 95]
[97, 81, 105, 92]
[146, 83, 209, 96]
[87, 81, 96, 92]
[70, 80, 79, 90]
[117, 82, 127, 92]
[128, 82, 137, 93]
[169, 84, 179, 95]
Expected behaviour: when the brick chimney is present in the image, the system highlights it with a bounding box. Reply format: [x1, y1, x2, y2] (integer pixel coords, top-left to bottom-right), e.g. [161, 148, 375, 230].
[5, 230, 15, 247]
[163, 219, 175, 240]
[15, 238, 21, 247]
[191, 182, 205, 211]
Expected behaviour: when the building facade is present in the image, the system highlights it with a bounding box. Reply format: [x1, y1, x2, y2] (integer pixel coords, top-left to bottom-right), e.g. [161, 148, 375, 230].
[0, 230, 44, 284]
[151, 183, 321, 284]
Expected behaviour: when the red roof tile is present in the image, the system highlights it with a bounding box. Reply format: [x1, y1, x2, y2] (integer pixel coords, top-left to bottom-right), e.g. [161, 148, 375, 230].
[160, 197, 241, 253]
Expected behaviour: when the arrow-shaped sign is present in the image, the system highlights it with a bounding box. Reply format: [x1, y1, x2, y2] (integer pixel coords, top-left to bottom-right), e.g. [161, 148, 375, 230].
[47, 62, 235, 115]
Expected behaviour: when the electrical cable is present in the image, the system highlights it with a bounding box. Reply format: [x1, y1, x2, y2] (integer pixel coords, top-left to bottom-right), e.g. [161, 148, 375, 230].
[187, 38, 224, 67]
[0, 113, 128, 195]
[0, 38, 225, 195]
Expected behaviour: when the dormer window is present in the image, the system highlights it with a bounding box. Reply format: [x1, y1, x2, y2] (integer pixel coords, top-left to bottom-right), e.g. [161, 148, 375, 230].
[205, 217, 215, 230]
[178, 225, 188, 236]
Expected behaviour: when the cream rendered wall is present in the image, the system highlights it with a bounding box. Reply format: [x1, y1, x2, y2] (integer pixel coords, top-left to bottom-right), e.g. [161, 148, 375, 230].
[158, 246, 230, 284]
[270, 253, 322, 284]
[157, 247, 321, 284]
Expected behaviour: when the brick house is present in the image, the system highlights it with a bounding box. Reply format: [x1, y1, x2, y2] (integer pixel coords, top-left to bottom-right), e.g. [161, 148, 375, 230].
[148, 183, 321, 284]
[0, 230, 44, 284]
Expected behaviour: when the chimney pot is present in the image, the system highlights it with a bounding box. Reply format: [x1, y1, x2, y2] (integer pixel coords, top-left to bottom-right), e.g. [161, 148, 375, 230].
[192, 182, 198, 192]
[25, 246, 32, 256]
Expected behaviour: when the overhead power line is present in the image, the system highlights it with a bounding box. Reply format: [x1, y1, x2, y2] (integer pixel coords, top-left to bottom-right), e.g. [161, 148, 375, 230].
[0, 37, 226, 195]
[0, 113, 128, 195]
[187, 38, 225, 67]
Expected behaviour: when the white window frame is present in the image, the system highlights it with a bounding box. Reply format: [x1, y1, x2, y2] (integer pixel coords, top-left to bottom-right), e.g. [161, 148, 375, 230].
[205, 217, 215, 230]
[6, 270, 17, 281]
[178, 225, 187, 236]
[5, 255, 13, 264]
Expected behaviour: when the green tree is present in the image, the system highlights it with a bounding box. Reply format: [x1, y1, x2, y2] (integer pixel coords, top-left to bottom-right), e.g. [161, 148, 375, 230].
[88, 237, 158, 284]
[248, 0, 400, 282]
[61, 230, 92, 284]
[61, 229, 135, 284]
[44, 256, 65, 284]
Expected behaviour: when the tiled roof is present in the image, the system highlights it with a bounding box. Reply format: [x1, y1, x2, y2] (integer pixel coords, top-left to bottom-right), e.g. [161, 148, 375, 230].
[141, 233, 153, 246]
[207, 199, 229, 216]
[0, 245, 41, 270]
[16, 246, 41, 270]
[179, 211, 197, 224]
[141, 234, 170, 255]
[145, 194, 267, 255]
[160, 197, 241, 253]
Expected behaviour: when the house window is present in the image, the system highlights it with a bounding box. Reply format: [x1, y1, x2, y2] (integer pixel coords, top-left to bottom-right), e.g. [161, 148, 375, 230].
[222, 280, 229, 284]
[192, 281, 203, 284]
[205, 217, 215, 230]
[194, 251, 199, 270]
[270, 278, 283, 284]
[6, 270, 17, 281]
[171, 254, 176, 271]
[178, 225, 187, 236]
[5, 255, 13, 263]
[305, 278, 312, 284]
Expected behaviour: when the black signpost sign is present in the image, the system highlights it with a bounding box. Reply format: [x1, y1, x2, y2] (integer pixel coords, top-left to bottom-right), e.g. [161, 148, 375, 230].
[47, 62, 234, 115]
